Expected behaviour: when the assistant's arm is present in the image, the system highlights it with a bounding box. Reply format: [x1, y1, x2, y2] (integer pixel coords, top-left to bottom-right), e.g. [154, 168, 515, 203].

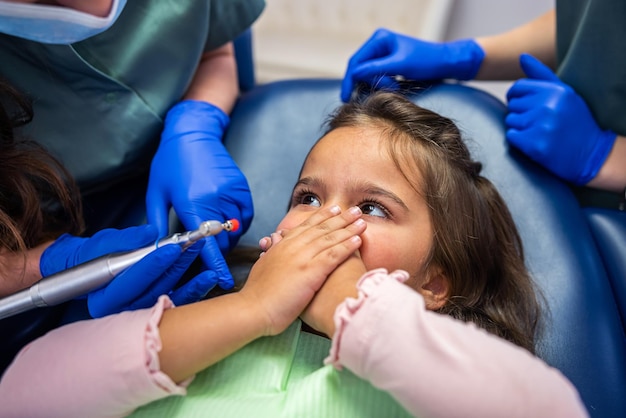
[340, 9, 557, 102]
[325, 269, 589, 418]
[587, 135, 626, 192]
[475, 9, 556, 79]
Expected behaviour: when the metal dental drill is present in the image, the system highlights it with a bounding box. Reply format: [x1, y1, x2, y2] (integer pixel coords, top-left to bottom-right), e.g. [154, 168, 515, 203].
[0, 219, 240, 320]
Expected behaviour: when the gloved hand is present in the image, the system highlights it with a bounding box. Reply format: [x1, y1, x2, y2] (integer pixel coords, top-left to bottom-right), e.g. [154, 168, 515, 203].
[40, 225, 217, 318]
[146, 100, 254, 290]
[505, 54, 617, 185]
[88, 241, 210, 317]
[341, 28, 485, 102]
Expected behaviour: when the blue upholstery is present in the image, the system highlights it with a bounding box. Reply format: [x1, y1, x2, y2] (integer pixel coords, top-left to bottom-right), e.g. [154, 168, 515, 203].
[233, 29, 255, 92]
[585, 207, 626, 330]
[224, 79, 626, 417]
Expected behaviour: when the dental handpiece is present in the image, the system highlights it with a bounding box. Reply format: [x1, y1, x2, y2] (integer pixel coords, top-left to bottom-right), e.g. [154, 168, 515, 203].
[0, 219, 240, 320]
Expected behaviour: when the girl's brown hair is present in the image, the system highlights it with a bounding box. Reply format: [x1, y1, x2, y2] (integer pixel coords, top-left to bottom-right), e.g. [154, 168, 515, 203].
[325, 91, 542, 353]
[0, 78, 84, 254]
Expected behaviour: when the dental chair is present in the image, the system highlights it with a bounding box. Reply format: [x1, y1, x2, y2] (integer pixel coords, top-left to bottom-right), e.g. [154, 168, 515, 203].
[584, 207, 626, 332]
[223, 79, 626, 417]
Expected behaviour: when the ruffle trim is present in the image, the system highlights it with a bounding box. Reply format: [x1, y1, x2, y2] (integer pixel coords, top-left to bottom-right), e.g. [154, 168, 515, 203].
[144, 295, 193, 395]
[324, 268, 409, 369]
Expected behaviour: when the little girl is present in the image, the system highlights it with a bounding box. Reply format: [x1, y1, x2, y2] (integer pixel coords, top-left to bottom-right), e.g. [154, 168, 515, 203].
[0, 91, 587, 417]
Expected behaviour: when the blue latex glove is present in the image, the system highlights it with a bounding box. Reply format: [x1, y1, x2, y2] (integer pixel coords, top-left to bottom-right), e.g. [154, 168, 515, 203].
[146, 100, 254, 290]
[341, 28, 485, 102]
[505, 54, 617, 185]
[88, 242, 211, 317]
[40, 225, 217, 318]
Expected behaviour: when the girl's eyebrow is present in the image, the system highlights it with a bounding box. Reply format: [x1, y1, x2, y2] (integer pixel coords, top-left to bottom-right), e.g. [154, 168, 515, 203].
[295, 177, 409, 211]
[361, 185, 409, 211]
[295, 177, 318, 187]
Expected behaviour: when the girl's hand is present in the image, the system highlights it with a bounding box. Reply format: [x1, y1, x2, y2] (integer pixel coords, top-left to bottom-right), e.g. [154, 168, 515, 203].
[258, 230, 284, 255]
[240, 206, 366, 336]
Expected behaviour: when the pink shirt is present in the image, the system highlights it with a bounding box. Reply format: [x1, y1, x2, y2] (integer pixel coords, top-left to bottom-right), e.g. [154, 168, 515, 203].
[0, 270, 588, 417]
[0, 296, 190, 418]
[327, 269, 588, 418]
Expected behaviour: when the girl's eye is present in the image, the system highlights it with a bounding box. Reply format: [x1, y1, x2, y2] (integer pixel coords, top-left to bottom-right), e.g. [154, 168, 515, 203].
[302, 194, 321, 207]
[292, 190, 321, 207]
[360, 202, 389, 218]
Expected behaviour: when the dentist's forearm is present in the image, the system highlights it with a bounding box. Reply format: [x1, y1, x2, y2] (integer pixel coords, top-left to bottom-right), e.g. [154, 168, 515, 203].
[183, 42, 239, 114]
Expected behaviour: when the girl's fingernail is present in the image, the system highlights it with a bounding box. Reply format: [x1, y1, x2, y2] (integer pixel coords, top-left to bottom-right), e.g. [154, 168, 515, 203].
[329, 205, 341, 215]
[350, 235, 362, 244]
[349, 206, 362, 215]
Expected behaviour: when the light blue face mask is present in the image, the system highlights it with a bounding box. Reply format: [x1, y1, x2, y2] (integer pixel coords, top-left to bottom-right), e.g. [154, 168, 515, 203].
[0, 0, 127, 44]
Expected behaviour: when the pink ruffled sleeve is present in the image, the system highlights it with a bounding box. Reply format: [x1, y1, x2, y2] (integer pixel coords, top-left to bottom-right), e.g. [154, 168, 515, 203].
[326, 268, 589, 418]
[0, 295, 191, 418]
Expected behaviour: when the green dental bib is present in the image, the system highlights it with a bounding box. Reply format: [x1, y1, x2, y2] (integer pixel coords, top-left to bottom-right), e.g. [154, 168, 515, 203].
[130, 320, 412, 417]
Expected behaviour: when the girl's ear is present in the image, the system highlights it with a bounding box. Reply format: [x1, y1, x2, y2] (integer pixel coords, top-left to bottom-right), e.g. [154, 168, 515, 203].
[419, 267, 449, 310]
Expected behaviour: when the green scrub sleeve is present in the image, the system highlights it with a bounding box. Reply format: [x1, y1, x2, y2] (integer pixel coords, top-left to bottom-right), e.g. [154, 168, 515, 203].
[205, 0, 266, 51]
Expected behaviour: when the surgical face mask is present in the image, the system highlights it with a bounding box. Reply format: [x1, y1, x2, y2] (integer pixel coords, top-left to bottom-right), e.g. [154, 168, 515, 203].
[0, 0, 127, 44]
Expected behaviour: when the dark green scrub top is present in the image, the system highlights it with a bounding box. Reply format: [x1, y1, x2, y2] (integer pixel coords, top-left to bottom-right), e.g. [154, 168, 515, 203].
[556, 0, 626, 208]
[0, 0, 265, 196]
[556, 0, 626, 136]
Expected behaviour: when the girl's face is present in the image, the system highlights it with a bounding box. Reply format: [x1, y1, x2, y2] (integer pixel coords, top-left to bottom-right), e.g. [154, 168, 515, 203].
[277, 126, 437, 291]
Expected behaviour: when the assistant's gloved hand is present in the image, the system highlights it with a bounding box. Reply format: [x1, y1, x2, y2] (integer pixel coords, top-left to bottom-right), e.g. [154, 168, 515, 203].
[146, 100, 254, 290]
[505, 54, 617, 185]
[341, 28, 485, 102]
[40, 225, 216, 318]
